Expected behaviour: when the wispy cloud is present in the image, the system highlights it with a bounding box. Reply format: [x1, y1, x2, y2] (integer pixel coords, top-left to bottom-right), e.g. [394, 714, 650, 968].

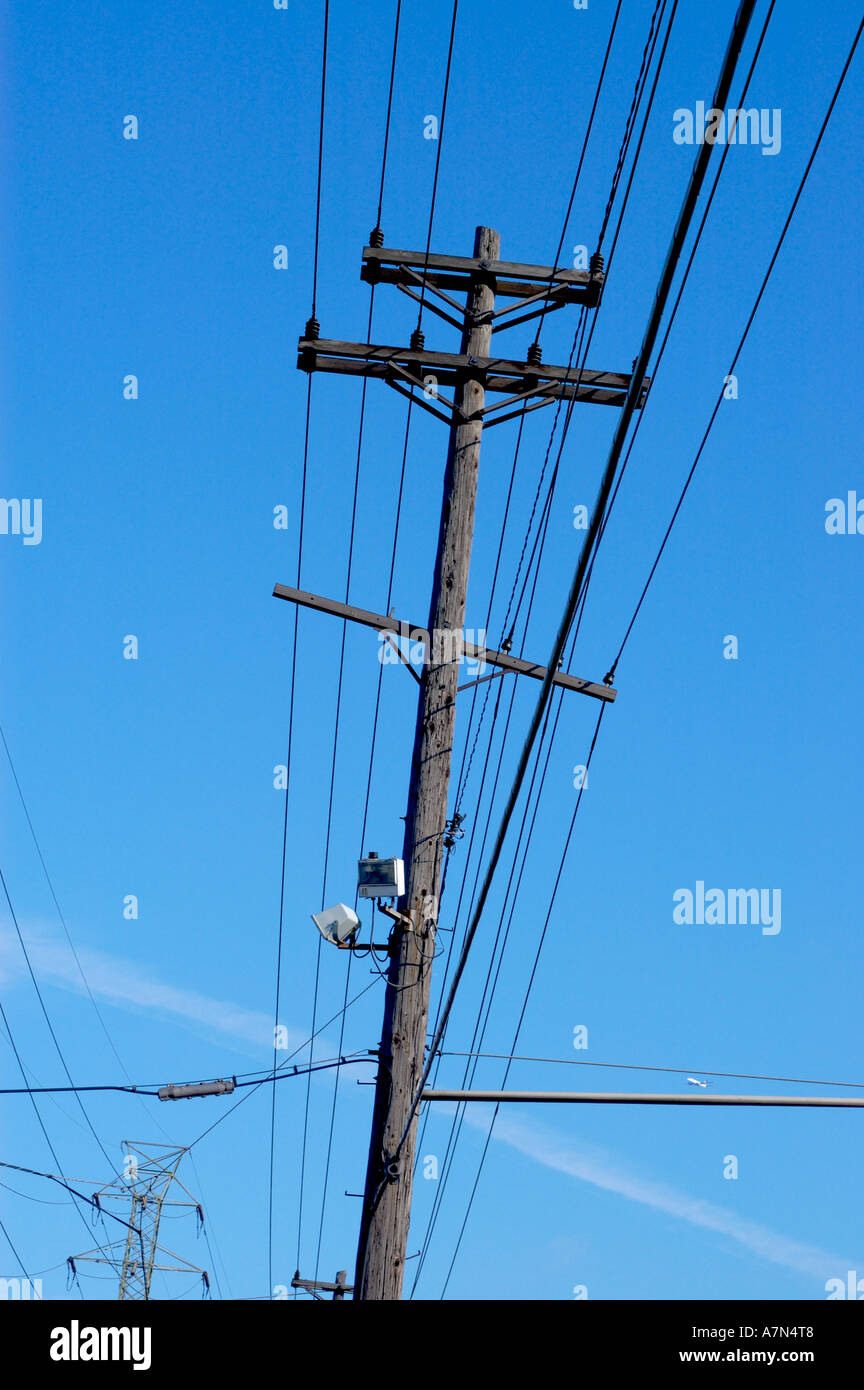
[3, 925, 851, 1285]
[0, 923, 316, 1059]
[461, 1107, 852, 1282]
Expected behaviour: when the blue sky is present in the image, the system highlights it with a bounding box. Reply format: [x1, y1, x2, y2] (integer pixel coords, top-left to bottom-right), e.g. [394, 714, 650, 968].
[1, 0, 863, 1301]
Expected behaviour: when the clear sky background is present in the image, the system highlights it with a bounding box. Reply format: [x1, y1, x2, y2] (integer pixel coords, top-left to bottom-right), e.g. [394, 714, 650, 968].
[1, 0, 862, 1302]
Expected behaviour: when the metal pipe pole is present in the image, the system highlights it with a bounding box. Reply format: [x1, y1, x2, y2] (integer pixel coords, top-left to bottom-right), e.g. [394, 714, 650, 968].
[421, 1091, 864, 1107]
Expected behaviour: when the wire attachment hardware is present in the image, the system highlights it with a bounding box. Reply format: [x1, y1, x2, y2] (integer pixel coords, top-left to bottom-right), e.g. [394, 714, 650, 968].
[443, 812, 466, 850]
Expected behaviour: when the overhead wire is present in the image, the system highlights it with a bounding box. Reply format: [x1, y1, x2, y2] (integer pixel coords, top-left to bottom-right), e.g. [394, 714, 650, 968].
[438, 0, 774, 1137]
[528, 0, 623, 346]
[0, 1156, 140, 1280]
[437, 0, 656, 1009]
[563, 0, 777, 652]
[271, 0, 329, 1302]
[413, 0, 678, 1240]
[439, 1053, 864, 1090]
[0, 719, 229, 1297]
[374, 0, 401, 232]
[414, 1, 460, 335]
[501, 0, 675, 650]
[310, 0, 330, 319]
[411, 25, 664, 1252]
[609, 7, 864, 679]
[310, 0, 405, 1285]
[184, 1151, 229, 1300]
[0, 721, 131, 1080]
[412, 687, 591, 1294]
[412, 579, 601, 1291]
[444, 0, 673, 862]
[390, 0, 759, 1200]
[379, 2, 637, 1073]
[432, 0, 861, 1292]
[0, 1217, 30, 1280]
[419, 0, 765, 1287]
[437, 704, 604, 1295]
[343, 0, 467, 1290]
[0, 1179, 67, 1203]
[0, 863, 114, 1170]
[596, 0, 666, 254]
[186, 978, 382, 1153]
[0, 908, 119, 1283]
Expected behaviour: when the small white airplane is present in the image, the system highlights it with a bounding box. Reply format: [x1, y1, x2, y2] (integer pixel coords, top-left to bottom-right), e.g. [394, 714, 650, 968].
[686, 1077, 708, 1088]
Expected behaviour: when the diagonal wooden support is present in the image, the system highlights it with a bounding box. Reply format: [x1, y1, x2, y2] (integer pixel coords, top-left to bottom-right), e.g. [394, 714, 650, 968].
[382, 631, 422, 684]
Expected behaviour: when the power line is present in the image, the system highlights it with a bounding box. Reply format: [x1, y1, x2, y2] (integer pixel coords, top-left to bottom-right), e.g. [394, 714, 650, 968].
[0, 863, 114, 1169]
[0, 906, 122, 1284]
[413, 674, 604, 1296]
[428, 3, 773, 1247]
[308, 0, 406, 1286]
[411, 693, 601, 1295]
[0, 1179, 67, 1204]
[0, 1259, 68, 1279]
[439, 0, 671, 1011]
[443, 0, 631, 822]
[390, 0, 759, 1185]
[529, 0, 624, 346]
[414, 0, 459, 334]
[184, 1152, 229, 1301]
[567, 0, 777, 650]
[421, 0, 765, 1289]
[415, 0, 680, 1205]
[310, 0, 330, 316]
[439, 1052, 864, 1091]
[0, 1161, 142, 1238]
[609, 6, 864, 679]
[0, 721, 132, 1081]
[373, 0, 402, 233]
[271, 0, 330, 1302]
[0, 1216, 30, 1280]
[437, 706, 604, 1296]
[502, 0, 676, 650]
[0, 1052, 374, 1098]
[409, 7, 679, 1278]
[596, 0, 666, 254]
[451, 0, 674, 828]
[0, 716, 225, 1284]
[396, 7, 668, 1127]
[426, 3, 864, 1291]
[187, 978, 382, 1153]
[272, 372, 312, 1296]
[302, 0, 461, 1294]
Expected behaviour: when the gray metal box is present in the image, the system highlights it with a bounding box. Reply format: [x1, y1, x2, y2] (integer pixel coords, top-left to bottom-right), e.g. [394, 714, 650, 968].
[357, 855, 405, 899]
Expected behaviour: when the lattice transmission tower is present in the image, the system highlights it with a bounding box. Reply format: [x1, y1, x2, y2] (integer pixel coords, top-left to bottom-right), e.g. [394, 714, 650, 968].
[69, 1141, 210, 1300]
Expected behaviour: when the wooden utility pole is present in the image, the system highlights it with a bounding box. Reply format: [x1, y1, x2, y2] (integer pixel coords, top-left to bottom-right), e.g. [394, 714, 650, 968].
[353, 226, 499, 1300]
[276, 222, 644, 1298]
